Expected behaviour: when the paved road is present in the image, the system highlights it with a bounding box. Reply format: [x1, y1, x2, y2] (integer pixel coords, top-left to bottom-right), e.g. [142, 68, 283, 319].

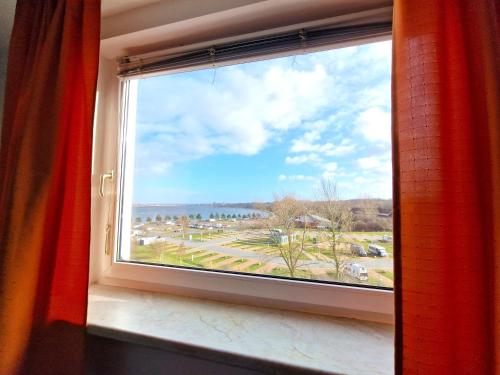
[163, 234, 289, 267]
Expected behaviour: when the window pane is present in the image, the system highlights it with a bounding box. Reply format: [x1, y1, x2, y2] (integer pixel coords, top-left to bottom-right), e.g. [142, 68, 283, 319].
[121, 40, 393, 288]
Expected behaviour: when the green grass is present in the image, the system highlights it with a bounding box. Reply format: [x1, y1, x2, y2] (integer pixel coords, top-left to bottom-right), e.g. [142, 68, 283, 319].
[184, 250, 204, 256]
[192, 253, 218, 263]
[227, 258, 250, 269]
[211, 256, 232, 264]
[375, 270, 394, 281]
[130, 244, 220, 269]
[270, 267, 313, 279]
[368, 275, 388, 287]
[233, 241, 269, 248]
[247, 263, 263, 272]
[305, 246, 340, 256]
[347, 231, 393, 236]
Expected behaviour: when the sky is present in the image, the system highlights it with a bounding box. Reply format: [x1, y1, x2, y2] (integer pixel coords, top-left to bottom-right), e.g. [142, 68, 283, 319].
[132, 40, 392, 204]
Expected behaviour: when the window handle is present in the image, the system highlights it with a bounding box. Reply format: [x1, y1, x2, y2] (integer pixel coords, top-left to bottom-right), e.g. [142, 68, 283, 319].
[99, 170, 114, 198]
[104, 224, 112, 255]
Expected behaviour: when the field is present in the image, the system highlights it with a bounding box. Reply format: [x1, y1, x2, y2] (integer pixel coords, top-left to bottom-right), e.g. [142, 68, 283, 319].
[130, 221, 394, 287]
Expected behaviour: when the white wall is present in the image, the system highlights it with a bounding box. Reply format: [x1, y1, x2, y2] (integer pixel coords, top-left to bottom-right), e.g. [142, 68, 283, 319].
[0, 0, 16, 135]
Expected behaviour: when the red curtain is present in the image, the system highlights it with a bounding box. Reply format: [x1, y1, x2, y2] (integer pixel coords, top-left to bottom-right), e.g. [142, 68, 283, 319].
[0, 1, 100, 374]
[393, 0, 499, 374]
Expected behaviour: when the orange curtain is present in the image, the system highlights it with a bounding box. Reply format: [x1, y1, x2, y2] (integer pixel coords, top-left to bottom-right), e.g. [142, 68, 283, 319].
[0, 1, 100, 374]
[392, 0, 499, 374]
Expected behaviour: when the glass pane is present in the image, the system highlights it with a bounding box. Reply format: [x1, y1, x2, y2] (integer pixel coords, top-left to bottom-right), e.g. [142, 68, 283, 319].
[121, 40, 393, 288]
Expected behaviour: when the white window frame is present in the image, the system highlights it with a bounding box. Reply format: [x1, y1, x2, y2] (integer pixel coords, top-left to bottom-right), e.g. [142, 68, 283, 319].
[92, 27, 394, 326]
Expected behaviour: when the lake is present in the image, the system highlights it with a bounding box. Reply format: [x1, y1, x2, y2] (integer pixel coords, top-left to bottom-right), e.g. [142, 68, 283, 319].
[132, 204, 268, 221]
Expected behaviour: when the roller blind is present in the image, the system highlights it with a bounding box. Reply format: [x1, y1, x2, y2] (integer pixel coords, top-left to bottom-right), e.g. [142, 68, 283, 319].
[118, 21, 391, 78]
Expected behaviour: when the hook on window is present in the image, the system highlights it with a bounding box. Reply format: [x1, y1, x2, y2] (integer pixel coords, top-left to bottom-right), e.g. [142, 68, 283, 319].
[99, 170, 114, 198]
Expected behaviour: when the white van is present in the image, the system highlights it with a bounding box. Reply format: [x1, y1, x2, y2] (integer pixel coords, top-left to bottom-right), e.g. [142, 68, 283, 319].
[344, 263, 369, 281]
[368, 244, 388, 257]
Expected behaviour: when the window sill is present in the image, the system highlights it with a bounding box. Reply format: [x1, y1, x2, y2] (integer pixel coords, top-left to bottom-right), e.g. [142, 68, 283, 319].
[87, 284, 394, 374]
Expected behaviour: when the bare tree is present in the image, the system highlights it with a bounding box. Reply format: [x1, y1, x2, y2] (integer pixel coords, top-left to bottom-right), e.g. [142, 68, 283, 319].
[266, 195, 310, 278]
[177, 242, 187, 264]
[179, 215, 189, 239]
[319, 180, 353, 280]
[150, 240, 169, 263]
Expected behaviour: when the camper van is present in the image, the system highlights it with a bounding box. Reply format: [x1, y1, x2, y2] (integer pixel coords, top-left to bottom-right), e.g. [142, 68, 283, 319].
[382, 235, 393, 242]
[344, 263, 369, 281]
[350, 244, 367, 257]
[368, 244, 388, 257]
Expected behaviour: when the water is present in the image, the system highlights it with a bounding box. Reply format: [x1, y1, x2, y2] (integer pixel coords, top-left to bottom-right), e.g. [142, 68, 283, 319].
[132, 204, 268, 221]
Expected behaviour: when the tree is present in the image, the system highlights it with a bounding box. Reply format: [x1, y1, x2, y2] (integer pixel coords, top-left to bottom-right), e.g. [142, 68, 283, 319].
[177, 242, 187, 264]
[221, 213, 226, 219]
[146, 217, 152, 223]
[237, 214, 242, 219]
[231, 214, 236, 219]
[164, 215, 171, 221]
[196, 213, 202, 220]
[266, 195, 309, 278]
[189, 214, 194, 220]
[173, 215, 178, 221]
[150, 240, 168, 262]
[179, 216, 189, 239]
[318, 179, 353, 280]
[135, 217, 142, 223]
[215, 213, 220, 220]
[155, 214, 162, 223]
[251, 213, 256, 219]
[209, 213, 214, 219]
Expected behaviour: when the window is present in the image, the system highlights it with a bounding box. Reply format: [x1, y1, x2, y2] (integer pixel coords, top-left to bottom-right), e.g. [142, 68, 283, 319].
[97, 23, 394, 323]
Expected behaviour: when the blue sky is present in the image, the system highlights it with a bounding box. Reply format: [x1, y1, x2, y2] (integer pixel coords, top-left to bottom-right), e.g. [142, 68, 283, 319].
[132, 40, 392, 204]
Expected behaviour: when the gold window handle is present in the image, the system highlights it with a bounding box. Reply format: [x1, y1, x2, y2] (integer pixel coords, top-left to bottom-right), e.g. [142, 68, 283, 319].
[99, 171, 114, 198]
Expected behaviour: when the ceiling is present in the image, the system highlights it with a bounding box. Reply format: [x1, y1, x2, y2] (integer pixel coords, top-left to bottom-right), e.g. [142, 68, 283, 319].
[102, 0, 161, 18]
[100, 0, 392, 59]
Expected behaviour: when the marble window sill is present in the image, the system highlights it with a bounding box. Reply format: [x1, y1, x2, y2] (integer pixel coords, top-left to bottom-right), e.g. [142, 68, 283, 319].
[87, 284, 394, 374]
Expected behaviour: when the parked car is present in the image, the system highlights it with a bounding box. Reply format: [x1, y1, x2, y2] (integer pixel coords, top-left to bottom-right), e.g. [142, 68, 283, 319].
[344, 263, 369, 281]
[382, 235, 393, 242]
[368, 244, 388, 257]
[350, 244, 367, 257]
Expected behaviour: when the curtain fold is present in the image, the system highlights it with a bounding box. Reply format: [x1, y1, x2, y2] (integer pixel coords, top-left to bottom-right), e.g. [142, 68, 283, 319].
[0, 1, 100, 374]
[393, 0, 499, 373]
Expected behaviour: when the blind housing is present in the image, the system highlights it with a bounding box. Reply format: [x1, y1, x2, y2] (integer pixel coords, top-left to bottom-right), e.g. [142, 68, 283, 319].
[118, 22, 391, 78]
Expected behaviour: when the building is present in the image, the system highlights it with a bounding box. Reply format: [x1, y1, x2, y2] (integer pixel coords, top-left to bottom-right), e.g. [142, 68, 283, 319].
[136, 236, 165, 246]
[295, 214, 331, 229]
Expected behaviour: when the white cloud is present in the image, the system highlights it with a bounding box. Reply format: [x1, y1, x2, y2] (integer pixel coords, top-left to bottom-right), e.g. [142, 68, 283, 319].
[285, 153, 322, 165]
[322, 162, 338, 172]
[326, 139, 356, 156]
[135, 64, 333, 175]
[357, 155, 392, 174]
[289, 130, 322, 152]
[358, 156, 381, 170]
[133, 40, 394, 204]
[354, 176, 369, 184]
[355, 107, 391, 143]
[321, 171, 335, 180]
[289, 132, 355, 157]
[278, 174, 316, 181]
[149, 161, 172, 174]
